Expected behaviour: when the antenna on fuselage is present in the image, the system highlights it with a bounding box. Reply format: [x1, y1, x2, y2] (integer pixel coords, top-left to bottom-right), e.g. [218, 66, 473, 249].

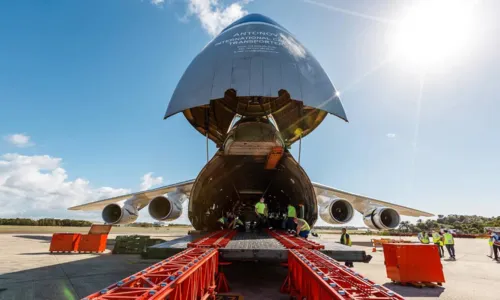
[205, 105, 210, 163]
[298, 134, 302, 165]
[295, 128, 303, 165]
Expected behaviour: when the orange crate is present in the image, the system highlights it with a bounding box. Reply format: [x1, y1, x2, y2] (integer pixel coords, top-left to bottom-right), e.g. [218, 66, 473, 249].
[383, 243, 445, 284]
[77, 234, 108, 253]
[49, 233, 81, 252]
[265, 146, 284, 169]
[88, 224, 112, 235]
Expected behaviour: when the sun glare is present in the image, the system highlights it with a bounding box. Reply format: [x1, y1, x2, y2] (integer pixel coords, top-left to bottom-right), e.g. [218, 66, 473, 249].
[388, 0, 479, 72]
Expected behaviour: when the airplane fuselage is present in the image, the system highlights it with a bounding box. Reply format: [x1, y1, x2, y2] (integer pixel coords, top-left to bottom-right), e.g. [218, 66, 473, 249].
[187, 117, 318, 230]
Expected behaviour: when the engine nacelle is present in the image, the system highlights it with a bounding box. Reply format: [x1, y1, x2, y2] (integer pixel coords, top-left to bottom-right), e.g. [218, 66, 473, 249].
[102, 203, 138, 225]
[318, 196, 354, 224]
[363, 207, 401, 230]
[148, 194, 184, 221]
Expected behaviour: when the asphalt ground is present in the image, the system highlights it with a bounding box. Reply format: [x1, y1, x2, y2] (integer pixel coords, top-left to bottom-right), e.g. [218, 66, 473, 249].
[0, 230, 498, 300]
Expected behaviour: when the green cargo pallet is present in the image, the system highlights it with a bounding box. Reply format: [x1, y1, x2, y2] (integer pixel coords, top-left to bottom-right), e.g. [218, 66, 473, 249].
[112, 235, 165, 254]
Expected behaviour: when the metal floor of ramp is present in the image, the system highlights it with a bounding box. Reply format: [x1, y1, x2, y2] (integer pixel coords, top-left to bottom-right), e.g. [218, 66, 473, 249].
[220, 231, 287, 262]
[145, 231, 369, 263]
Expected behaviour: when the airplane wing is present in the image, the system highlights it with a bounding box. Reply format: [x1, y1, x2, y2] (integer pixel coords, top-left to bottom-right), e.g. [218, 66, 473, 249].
[68, 179, 195, 211]
[312, 182, 434, 217]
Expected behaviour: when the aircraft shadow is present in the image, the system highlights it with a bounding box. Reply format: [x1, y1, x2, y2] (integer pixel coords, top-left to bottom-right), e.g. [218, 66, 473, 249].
[0, 252, 157, 299]
[13, 235, 52, 242]
[215, 262, 289, 300]
[383, 283, 445, 297]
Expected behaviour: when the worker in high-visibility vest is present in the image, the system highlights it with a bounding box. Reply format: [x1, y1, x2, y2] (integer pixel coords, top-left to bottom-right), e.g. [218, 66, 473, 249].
[419, 231, 430, 244]
[443, 230, 456, 260]
[254, 198, 267, 232]
[217, 215, 228, 230]
[293, 217, 310, 239]
[286, 204, 297, 233]
[432, 230, 444, 258]
[228, 215, 245, 232]
[340, 227, 354, 267]
[487, 231, 494, 258]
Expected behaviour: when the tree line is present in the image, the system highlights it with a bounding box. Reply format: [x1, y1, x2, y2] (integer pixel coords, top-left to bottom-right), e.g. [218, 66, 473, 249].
[397, 214, 500, 234]
[0, 218, 93, 227]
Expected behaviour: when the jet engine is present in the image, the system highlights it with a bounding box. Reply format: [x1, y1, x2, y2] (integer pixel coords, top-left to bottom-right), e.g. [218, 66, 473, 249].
[148, 194, 184, 221]
[102, 203, 138, 225]
[363, 207, 401, 230]
[318, 196, 354, 224]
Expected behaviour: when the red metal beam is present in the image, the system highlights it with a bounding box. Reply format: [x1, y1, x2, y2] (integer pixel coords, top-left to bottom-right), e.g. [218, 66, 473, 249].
[188, 229, 237, 248]
[83, 248, 218, 300]
[267, 229, 324, 250]
[284, 248, 405, 300]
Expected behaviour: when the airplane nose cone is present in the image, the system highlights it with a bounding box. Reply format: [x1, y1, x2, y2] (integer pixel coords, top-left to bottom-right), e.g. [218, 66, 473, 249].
[221, 13, 286, 34]
[165, 13, 347, 145]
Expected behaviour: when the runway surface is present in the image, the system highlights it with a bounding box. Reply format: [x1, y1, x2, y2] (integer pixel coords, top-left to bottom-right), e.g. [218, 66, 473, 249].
[0, 230, 498, 300]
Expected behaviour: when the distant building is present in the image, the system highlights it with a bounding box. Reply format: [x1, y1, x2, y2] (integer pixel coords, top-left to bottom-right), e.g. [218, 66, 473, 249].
[154, 222, 165, 227]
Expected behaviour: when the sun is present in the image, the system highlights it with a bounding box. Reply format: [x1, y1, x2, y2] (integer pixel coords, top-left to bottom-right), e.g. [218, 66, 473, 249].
[387, 0, 479, 72]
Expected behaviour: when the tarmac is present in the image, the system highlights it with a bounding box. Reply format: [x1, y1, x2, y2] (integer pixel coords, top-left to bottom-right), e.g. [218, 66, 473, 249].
[0, 231, 499, 300]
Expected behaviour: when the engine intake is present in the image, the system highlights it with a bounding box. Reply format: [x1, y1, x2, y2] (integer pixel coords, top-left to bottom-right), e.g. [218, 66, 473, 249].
[148, 195, 183, 221]
[102, 203, 138, 225]
[318, 197, 354, 224]
[363, 207, 401, 230]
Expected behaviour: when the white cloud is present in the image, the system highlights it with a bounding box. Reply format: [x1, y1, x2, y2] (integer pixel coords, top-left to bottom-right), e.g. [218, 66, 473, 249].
[151, 0, 164, 5]
[186, 0, 250, 36]
[0, 153, 130, 220]
[140, 172, 164, 191]
[4, 133, 34, 148]
[386, 133, 396, 138]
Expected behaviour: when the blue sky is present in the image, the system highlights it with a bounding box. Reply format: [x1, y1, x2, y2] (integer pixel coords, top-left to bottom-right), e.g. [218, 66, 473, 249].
[1, 0, 499, 225]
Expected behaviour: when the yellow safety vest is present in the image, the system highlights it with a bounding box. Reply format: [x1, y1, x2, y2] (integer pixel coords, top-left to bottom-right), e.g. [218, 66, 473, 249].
[443, 233, 454, 245]
[287, 205, 297, 218]
[297, 218, 310, 231]
[489, 238, 494, 246]
[218, 217, 227, 224]
[421, 233, 430, 244]
[432, 233, 442, 244]
[341, 234, 352, 246]
[255, 202, 266, 214]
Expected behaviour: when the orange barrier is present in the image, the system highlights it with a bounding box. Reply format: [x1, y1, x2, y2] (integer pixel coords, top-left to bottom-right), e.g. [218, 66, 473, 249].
[383, 243, 445, 286]
[78, 234, 108, 253]
[49, 233, 81, 253]
[49, 224, 112, 254]
[76, 224, 112, 253]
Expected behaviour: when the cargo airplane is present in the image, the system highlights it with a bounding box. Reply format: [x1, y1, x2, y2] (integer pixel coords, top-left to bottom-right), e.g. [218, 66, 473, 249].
[69, 14, 433, 230]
